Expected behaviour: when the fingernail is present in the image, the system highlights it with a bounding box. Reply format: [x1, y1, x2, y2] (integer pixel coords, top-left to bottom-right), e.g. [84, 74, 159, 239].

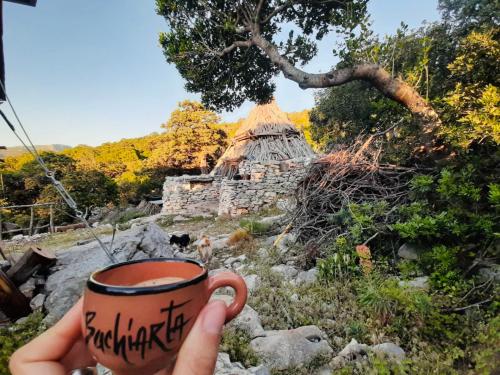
[202, 300, 226, 334]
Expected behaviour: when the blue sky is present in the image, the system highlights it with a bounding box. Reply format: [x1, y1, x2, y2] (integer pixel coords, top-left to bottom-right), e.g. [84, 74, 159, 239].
[1, 0, 440, 147]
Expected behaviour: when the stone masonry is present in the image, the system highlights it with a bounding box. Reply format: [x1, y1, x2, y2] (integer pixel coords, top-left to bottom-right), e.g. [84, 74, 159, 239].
[162, 158, 313, 217]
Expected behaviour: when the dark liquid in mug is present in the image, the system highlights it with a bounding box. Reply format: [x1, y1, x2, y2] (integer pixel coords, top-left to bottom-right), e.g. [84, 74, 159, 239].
[133, 277, 185, 287]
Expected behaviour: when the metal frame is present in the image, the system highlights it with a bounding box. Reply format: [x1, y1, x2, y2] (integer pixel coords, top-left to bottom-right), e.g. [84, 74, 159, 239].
[4, 1, 37, 7]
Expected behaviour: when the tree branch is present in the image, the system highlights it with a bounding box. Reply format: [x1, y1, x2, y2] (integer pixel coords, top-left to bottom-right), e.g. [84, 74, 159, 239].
[215, 40, 253, 57]
[250, 33, 441, 150]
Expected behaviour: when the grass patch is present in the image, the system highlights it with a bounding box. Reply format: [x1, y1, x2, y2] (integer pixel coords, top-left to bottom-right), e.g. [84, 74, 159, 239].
[220, 327, 259, 368]
[239, 219, 272, 235]
[228, 228, 253, 246]
[0, 312, 46, 375]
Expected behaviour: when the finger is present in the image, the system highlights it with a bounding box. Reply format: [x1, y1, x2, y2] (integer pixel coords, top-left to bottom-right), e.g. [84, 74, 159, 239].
[60, 338, 97, 370]
[10, 298, 86, 374]
[172, 300, 226, 375]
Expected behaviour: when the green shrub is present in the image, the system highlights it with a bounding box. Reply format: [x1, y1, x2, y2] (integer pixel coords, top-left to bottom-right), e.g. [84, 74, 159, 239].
[0, 312, 45, 375]
[220, 327, 259, 368]
[318, 237, 358, 283]
[239, 219, 272, 235]
[357, 275, 433, 331]
[472, 316, 500, 374]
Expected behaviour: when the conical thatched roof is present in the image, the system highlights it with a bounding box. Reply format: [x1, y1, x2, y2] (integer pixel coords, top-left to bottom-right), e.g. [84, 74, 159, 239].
[212, 100, 315, 177]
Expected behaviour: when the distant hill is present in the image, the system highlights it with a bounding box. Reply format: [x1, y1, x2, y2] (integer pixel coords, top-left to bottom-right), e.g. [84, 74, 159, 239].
[0, 144, 71, 158]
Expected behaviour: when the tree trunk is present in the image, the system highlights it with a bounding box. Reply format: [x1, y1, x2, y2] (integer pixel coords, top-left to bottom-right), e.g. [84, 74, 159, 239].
[7, 247, 56, 286]
[251, 34, 440, 152]
[0, 269, 31, 320]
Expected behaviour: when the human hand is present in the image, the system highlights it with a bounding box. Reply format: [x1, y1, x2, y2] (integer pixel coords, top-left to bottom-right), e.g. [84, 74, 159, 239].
[10, 299, 227, 375]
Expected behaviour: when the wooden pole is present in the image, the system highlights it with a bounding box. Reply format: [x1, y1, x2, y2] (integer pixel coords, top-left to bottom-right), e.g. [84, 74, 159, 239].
[49, 204, 54, 233]
[0, 269, 31, 320]
[0, 210, 2, 241]
[29, 205, 34, 236]
[0, 241, 7, 261]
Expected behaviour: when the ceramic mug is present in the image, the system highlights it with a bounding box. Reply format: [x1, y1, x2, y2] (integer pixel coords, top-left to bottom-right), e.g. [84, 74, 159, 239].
[82, 258, 247, 375]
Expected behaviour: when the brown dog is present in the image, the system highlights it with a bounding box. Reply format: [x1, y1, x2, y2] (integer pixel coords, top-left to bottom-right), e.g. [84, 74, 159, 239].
[197, 235, 213, 263]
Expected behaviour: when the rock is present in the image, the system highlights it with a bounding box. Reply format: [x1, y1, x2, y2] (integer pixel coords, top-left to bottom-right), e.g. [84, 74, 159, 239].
[371, 342, 406, 361]
[212, 236, 230, 250]
[43, 223, 174, 326]
[294, 268, 318, 286]
[215, 353, 270, 375]
[478, 264, 500, 283]
[337, 338, 370, 360]
[0, 260, 9, 272]
[397, 243, 423, 260]
[19, 278, 36, 299]
[257, 248, 269, 258]
[398, 276, 429, 290]
[15, 316, 29, 325]
[244, 274, 261, 293]
[30, 293, 46, 311]
[259, 215, 285, 226]
[328, 338, 370, 370]
[250, 325, 333, 370]
[211, 295, 265, 339]
[224, 255, 246, 268]
[173, 215, 189, 222]
[271, 264, 298, 280]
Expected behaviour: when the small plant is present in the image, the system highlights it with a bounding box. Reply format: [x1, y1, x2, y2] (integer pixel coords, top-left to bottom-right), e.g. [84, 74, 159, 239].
[239, 219, 272, 235]
[357, 274, 432, 329]
[156, 215, 174, 227]
[227, 228, 253, 246]
[318, 237, 358, 283]
[220, 327, 259, 368]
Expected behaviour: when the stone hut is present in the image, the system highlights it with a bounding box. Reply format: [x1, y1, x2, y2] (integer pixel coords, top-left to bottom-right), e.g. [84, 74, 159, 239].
[162, 101, 316, 216]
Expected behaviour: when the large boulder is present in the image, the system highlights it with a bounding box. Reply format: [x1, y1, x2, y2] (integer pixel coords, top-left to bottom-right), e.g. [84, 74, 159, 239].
[397, 243, 424, 260]
[250, 325, 333, 370]
[43, 223, 174, 325]
[211, 295, 265, 339]
[294, 268, 318, 286]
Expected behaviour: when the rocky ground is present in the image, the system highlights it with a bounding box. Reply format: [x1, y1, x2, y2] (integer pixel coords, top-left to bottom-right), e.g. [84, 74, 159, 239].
[3, 211, 409, 374]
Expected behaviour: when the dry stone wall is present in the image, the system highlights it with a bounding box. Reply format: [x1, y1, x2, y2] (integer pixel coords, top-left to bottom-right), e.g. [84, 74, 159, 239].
[162, 175, 221, 215]
[162, 158, 313, 217]
[218, 159, 311, 216]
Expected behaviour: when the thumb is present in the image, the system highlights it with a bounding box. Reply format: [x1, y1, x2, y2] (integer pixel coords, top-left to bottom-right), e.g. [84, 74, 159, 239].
[172, 300, 227, 375]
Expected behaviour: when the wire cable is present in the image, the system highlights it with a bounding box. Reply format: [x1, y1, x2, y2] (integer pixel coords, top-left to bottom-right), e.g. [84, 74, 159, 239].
[0, 83, 116, 263]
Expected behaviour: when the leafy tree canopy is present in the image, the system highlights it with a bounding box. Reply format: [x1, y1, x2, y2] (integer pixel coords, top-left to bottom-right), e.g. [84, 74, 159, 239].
[156, 0, 367, 111]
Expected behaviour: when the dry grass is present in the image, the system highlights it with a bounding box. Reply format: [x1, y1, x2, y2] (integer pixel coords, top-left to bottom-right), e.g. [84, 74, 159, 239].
[227, 228, 253, 246]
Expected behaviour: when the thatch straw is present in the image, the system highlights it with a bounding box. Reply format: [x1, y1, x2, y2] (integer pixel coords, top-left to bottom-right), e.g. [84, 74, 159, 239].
[212, 100, 315, 177]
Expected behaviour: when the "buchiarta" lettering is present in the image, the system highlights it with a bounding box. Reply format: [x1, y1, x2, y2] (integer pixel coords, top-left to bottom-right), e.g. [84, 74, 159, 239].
[85, 300, 192, 364]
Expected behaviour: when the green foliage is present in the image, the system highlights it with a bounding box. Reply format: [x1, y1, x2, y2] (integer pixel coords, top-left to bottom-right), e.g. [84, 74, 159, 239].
[472, 316, 500, 374]
[239, 219, 272, 235]
[0, 312, 45, 375]
[220, 327, 259, 368]
[318, 237, 358, 282]
[156, 0, 367, 110]
[357, 275, 433, 330]
[420, 245, 467, 294]
[441, 28, 500, 149]
[147, 101, 227, 170]
[0, 152, 118, 226]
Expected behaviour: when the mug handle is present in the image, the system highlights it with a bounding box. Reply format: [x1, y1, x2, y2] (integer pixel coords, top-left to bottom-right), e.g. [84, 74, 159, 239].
[207, 272, 247, 323]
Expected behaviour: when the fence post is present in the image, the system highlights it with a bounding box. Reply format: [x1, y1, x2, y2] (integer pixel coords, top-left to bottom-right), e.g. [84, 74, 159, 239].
[49, 204, 54, 233]
[0, 209, 2, 241]
[29, 205, 34, 236]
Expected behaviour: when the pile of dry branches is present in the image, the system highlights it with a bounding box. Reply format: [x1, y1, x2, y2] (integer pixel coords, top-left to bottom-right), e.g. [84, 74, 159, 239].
[290, 137, 417, 247]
